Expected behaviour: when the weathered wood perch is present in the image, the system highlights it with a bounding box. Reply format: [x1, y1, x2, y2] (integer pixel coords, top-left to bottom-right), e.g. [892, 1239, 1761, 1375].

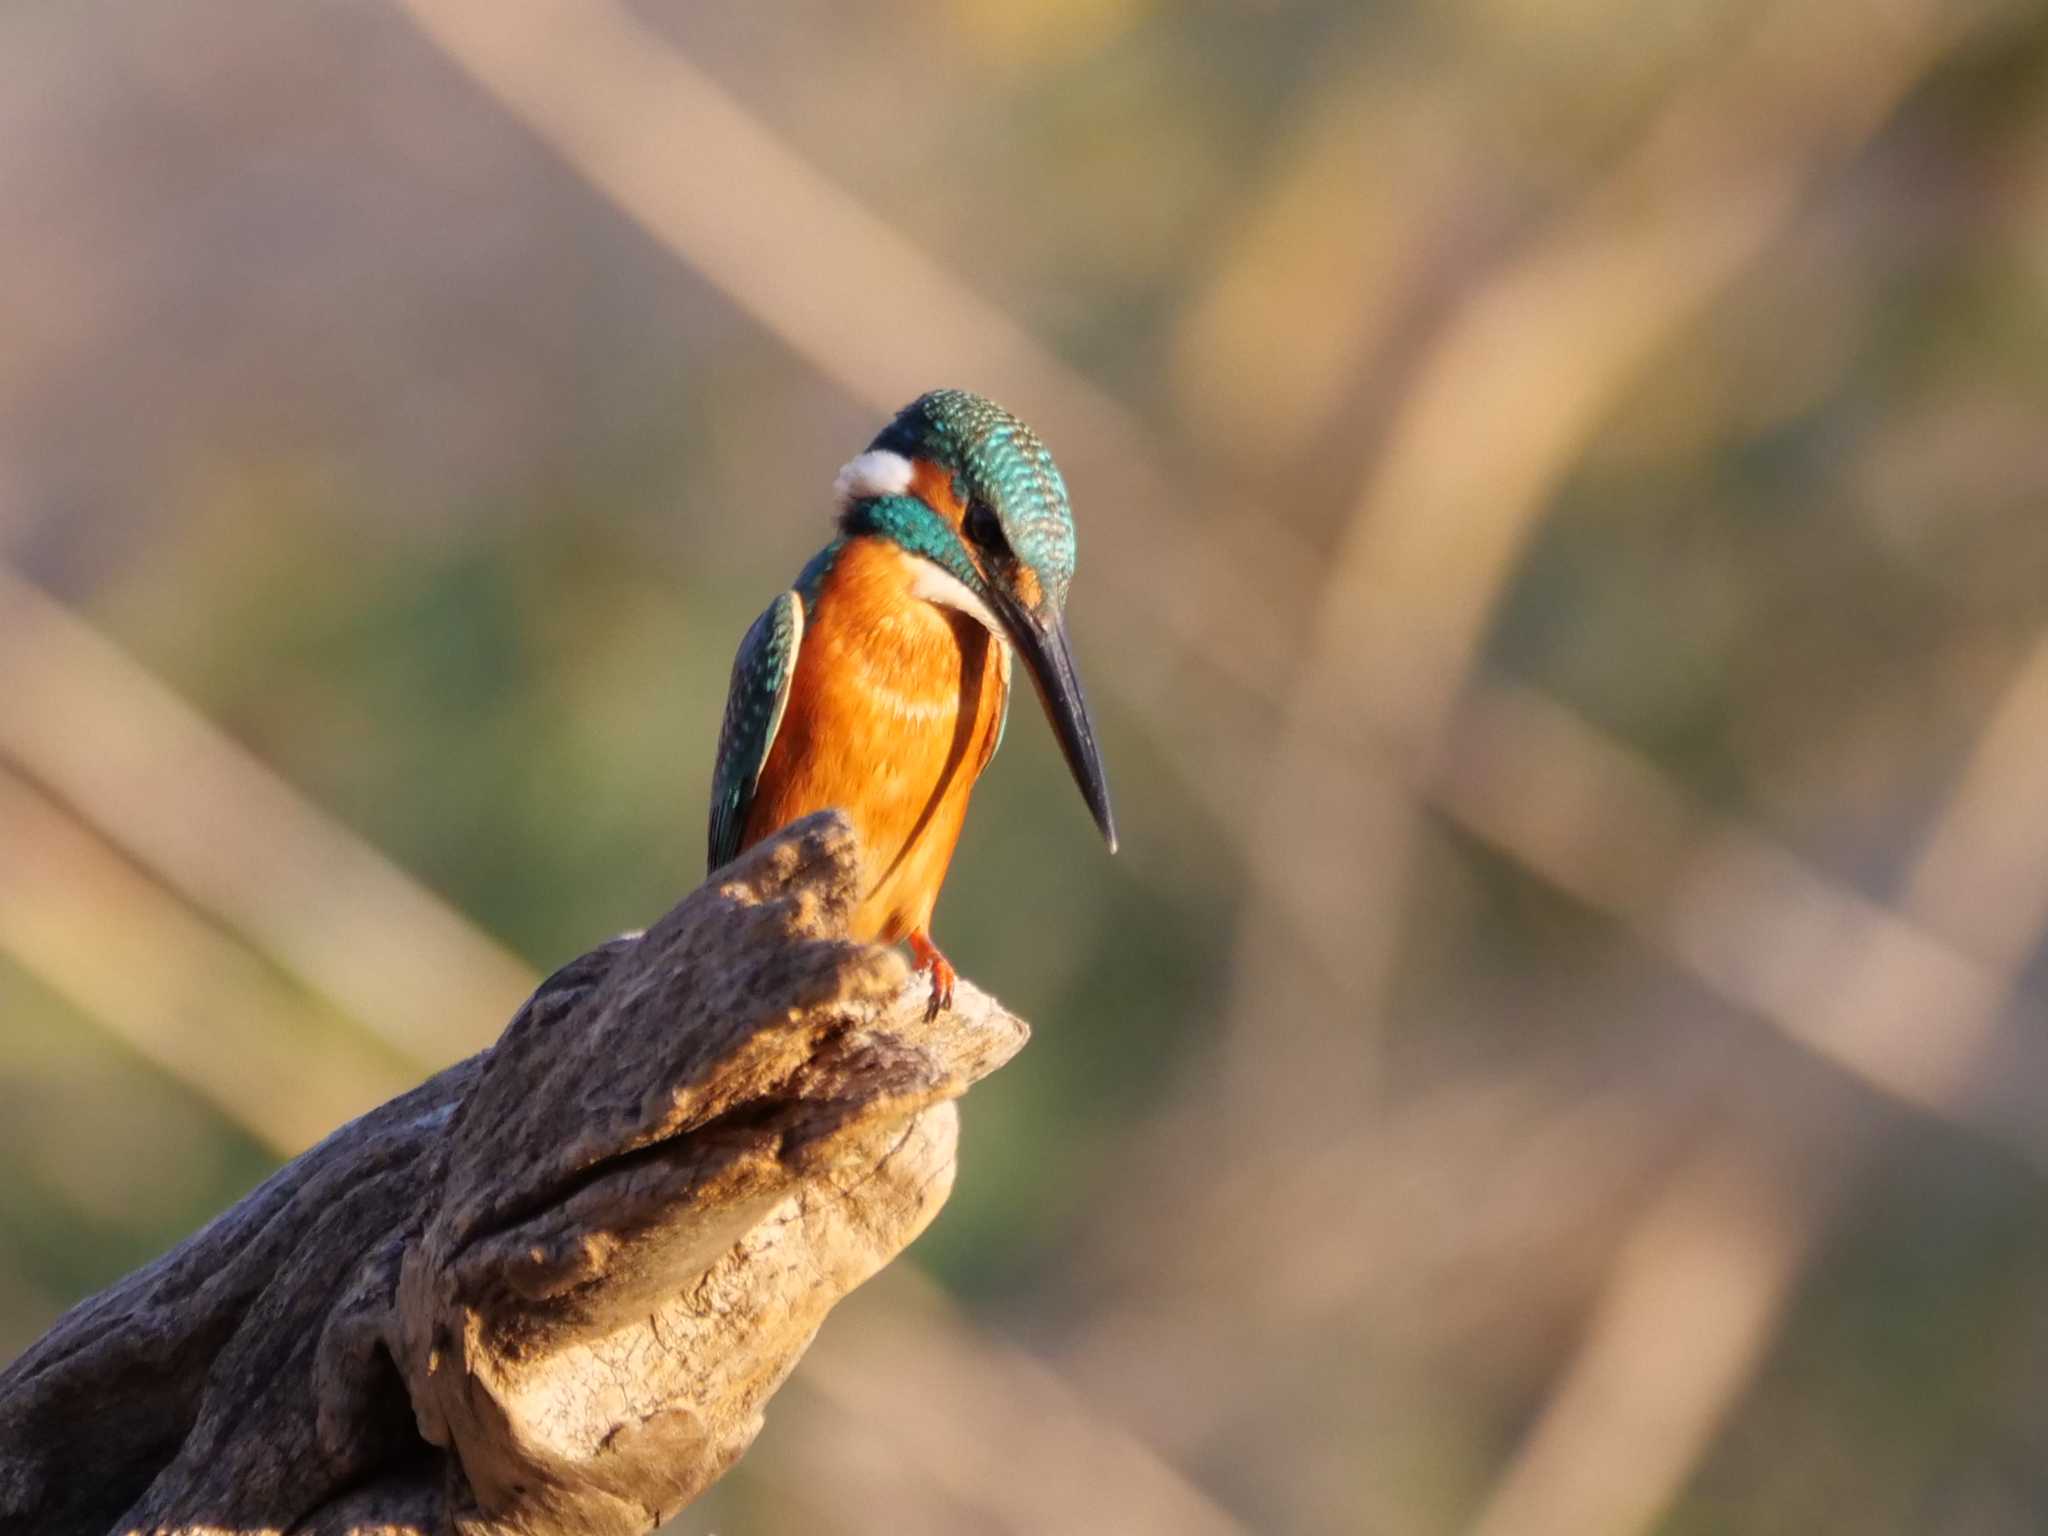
[0, 812, 1028, 1535]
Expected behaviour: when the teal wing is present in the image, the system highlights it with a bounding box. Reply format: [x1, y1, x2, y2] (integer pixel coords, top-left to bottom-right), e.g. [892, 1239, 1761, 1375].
[707, 590, 805, 873]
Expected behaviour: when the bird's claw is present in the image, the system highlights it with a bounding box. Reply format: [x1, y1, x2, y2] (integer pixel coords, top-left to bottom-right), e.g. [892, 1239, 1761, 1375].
[909, 934, 956, 1021]
[921, 954, 956, 1021]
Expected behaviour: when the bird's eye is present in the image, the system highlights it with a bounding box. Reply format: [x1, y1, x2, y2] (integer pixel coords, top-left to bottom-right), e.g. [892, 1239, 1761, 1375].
[964, 502, 1007, 554]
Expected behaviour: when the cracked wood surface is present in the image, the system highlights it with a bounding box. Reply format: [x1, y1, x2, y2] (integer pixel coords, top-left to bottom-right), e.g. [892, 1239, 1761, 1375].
[0, 812, 1028, 1535]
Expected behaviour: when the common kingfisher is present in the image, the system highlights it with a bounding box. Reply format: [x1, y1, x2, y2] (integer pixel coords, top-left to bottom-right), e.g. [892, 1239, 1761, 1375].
[708, 389, 1117, 1015]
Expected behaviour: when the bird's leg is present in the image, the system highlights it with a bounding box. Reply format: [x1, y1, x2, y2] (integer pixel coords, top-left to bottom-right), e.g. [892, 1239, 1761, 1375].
[907, 929, 956, 1021]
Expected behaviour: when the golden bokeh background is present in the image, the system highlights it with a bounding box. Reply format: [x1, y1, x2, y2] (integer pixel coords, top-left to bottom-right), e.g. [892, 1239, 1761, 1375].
[5, 0, 2048, 1530]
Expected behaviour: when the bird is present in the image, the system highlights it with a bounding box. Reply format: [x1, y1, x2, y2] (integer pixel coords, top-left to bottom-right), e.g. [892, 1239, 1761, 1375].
[707, 388, 1117, 1016]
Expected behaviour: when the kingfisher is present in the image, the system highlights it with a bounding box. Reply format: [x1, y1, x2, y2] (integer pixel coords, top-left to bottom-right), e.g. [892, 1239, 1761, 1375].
[707, 388, 1117, 1015]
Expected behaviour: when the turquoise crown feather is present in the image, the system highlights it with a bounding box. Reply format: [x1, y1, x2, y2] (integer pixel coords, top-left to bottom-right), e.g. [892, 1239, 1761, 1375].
[865, 389, 1076, 610]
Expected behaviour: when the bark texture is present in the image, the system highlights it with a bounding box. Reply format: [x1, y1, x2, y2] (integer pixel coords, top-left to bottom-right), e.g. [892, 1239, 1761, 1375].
[0, 812, 1028, 1535]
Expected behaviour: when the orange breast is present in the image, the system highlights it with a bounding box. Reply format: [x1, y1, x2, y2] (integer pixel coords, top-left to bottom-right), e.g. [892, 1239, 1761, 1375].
[740, 537, 1009, 944]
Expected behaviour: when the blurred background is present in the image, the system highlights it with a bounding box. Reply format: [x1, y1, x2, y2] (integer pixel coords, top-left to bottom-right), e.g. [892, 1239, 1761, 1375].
[5, 0, 2048, 1530]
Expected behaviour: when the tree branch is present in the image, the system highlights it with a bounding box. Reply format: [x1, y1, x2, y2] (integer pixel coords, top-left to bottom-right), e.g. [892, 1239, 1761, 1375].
[0, 812, 1027, 1535]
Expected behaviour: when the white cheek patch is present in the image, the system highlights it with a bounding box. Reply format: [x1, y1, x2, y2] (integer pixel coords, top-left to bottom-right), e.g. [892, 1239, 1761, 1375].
[833, 449, 915, 505]
[909, 559, 1008, 640]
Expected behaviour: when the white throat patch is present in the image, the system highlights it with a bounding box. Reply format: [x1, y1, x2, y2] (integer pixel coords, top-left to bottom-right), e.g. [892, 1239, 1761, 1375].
[909, 558, 1008, 640]
[833, 449, 915, 506]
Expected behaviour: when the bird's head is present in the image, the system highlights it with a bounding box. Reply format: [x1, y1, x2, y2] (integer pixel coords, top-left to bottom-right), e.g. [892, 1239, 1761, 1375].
[835, 388, 1116, 853]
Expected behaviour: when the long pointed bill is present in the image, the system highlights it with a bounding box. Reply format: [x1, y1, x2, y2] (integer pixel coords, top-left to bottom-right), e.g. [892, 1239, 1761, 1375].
[992, 589, 1118, 853]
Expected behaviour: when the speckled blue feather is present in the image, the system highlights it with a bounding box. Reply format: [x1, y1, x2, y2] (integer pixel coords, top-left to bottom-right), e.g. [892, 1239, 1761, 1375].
[868, 389, 1076, 610]
[706, 587, 804, 872]
[706, 541, 847, 873]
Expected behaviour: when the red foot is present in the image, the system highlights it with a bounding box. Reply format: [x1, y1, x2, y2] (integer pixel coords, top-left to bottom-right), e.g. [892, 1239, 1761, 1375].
[908, 931, 956, 1020]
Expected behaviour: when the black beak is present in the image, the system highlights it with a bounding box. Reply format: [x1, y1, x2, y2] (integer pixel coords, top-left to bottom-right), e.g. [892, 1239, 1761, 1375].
[991, 587, 1118, 853]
